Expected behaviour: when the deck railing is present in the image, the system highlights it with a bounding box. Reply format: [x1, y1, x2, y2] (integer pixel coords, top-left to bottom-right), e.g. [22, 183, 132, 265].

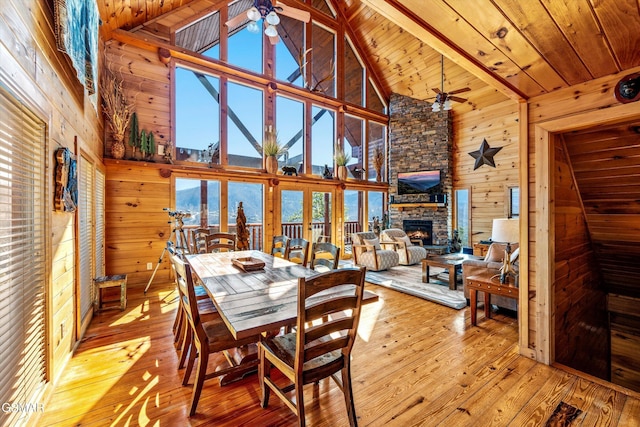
[183, 221, 362, 252]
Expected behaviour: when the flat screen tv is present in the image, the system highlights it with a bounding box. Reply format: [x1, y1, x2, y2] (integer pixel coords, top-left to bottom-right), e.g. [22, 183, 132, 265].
[397, 170, 441, 195]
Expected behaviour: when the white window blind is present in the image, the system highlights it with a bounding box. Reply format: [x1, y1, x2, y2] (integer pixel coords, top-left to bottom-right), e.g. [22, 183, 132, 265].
[0, 86, 47, 427]
[95, 169, 105, 278]
[79, 156, 94, 321]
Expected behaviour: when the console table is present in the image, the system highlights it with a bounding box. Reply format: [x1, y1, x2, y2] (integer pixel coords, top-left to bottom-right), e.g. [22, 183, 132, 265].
[466, 274, 518, 326]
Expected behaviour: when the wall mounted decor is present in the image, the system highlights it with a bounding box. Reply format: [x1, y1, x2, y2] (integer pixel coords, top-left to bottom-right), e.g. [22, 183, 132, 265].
[468, 138, 502, 170]
[54, 147, 77, 212]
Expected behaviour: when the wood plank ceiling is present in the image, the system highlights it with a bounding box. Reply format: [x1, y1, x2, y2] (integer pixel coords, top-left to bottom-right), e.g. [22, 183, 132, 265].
[97, 0, 640, 114]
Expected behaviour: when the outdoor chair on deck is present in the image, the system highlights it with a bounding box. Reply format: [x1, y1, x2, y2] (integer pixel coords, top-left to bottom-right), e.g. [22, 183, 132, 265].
[169, 253, 260, 416]
[271, 235, 290, 258]
[309, 242, 340, 272]
[380, 228, 427, 266]
[258, 267, 366, 427]
[285, 238, 310, 266]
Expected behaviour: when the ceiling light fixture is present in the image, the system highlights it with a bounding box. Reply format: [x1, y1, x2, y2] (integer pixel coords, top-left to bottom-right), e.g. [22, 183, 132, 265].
[246, 0, 280, 38]
[432, 55, 451, 112]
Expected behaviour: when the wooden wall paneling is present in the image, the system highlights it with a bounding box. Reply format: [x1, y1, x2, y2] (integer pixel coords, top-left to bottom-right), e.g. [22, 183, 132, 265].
[105, 162, 173, 286]
[528, 69, 640, 365]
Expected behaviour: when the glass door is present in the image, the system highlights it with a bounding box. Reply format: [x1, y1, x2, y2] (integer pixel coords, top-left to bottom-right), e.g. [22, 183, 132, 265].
[279, 184, 335, 244]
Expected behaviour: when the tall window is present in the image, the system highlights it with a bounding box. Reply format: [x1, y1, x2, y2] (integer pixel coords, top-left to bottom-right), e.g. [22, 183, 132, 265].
[311, 105, 335, 176]
[368, 191, 384, 231]
[343, 115, 363, 180]
[368, 122, 386, 182]
[311, 22, 336, 96]
[275, 15, 305, 87]
[227, 81, 263, 168]
[228, 181, 264, 249]
[508, 186, 520, 217]
[276, 95, 304, 171]
[455, 188, 470, 247]
[175, 67, 220, 164]
[344, 37, 364, 106]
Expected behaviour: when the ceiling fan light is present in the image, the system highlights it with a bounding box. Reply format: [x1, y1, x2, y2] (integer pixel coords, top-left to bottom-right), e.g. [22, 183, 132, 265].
[431, 102, 440, 112]
[264, 24, 278, 37]
[247, 7, 261, 21]
[247, 20, 260, 33]
[443, 99, 452, 110]
[265, 11, 280, 26]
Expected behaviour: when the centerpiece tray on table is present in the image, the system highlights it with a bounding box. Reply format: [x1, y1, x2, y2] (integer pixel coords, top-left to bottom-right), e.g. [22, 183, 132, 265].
[231, 256, 266, 272]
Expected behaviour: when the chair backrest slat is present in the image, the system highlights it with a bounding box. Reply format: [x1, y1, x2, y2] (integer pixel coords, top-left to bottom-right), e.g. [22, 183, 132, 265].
[310, 242, 340, 271]
[271, 235, 290, 258]
[205, 232, 236, 253]
[286, 238, 310, 266]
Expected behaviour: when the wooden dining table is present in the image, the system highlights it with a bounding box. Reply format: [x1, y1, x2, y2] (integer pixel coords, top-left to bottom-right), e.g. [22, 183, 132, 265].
[186, 250, 379, 340]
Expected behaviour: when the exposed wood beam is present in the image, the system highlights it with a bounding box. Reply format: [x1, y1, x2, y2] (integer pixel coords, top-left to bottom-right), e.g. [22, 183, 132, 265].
[359, 0, 527, 102]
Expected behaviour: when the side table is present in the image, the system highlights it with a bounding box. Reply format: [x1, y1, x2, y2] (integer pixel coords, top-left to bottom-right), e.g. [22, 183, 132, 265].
[94, 274, 127, 312]
[466, 274, 518, 326]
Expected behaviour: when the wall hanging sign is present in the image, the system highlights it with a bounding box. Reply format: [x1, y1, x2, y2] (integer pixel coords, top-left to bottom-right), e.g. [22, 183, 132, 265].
[55, 147, 77, 212]
[469, 138, 502, 170]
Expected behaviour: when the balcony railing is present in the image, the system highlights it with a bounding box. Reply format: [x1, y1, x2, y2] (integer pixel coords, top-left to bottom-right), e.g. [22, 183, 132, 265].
[183, 221, 362, 252]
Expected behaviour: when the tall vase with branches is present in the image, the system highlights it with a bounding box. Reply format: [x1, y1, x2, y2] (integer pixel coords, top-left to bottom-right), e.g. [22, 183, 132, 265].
[100, 66, 133, 159]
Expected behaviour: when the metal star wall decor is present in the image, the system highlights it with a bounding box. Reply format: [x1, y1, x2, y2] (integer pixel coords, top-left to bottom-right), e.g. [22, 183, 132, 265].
[469, 138, 502, 170]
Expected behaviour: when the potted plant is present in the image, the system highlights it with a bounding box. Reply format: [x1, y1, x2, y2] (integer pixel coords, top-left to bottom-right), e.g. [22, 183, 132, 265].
[263, 128, 284, 174]
[335, 146, 351, 180]
[100, 66, 134, 160]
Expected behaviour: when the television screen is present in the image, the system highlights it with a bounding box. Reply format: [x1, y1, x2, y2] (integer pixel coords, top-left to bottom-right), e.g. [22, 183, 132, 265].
[397, 170, 441, 195]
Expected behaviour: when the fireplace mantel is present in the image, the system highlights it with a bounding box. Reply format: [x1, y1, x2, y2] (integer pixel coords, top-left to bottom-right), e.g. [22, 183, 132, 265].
[391, 202, 446, 211]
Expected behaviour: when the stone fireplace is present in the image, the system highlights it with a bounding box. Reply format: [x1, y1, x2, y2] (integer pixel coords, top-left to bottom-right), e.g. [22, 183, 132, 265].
[388, 93, 453, 244]
[403, 220, 432, 246]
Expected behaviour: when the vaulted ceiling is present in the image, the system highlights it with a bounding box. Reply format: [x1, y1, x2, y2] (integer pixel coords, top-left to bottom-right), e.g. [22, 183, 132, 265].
[97, 0, 640, 114]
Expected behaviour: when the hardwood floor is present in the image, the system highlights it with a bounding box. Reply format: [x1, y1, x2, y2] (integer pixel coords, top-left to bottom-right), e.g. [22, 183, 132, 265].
[39, 278, 640, 426]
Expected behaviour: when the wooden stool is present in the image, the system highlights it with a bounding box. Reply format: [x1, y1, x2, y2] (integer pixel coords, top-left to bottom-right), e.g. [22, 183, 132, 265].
[94, 274, 127, 312]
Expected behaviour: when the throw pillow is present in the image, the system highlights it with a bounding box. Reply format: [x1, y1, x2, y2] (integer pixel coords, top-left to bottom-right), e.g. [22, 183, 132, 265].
[395, 235, 413, 247]
[484, 243, 506, 262]
[363, 237, 381, 251]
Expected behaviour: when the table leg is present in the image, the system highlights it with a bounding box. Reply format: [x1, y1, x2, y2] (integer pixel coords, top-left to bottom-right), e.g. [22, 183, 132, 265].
[484, 292, 491, 320]
[448, 265, 455, 290]
[423, 265, 431, 283]
[470, 288, 477, 326]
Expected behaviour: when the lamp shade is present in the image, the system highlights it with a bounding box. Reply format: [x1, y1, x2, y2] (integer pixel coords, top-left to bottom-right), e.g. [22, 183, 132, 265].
[492, 218, 519, 243]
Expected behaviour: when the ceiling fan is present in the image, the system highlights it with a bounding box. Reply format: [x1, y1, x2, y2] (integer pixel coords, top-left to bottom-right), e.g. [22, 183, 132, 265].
[225, 0, 311, 45]
[431, 55, 470, 111]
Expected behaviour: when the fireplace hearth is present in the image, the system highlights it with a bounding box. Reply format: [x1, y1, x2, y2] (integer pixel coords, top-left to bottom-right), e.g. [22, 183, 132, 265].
[403, 220, 433, 246]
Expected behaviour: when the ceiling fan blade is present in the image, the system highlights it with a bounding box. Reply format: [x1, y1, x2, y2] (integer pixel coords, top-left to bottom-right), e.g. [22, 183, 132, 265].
[275, 3, 311, 22]
[225, 9, 249, 28]
[447, 87, 471, 95]
[431, 88, 442, 94]
[448, 95, 468, 103]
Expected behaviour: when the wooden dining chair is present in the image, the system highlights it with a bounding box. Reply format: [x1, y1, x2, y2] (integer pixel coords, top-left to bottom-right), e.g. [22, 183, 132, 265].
[169, 253, 260, 416]
[204, 232, 236, 253]
[285, 237, 310, 266]
[309, 242, 340, 272]
[258, 266, 366, 427]
[191, 228, 211, 254]
[271, 235, 290, 258]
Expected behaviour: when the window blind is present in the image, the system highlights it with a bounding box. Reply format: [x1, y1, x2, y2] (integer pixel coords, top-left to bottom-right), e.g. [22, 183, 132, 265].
[0, 86, 47, 427]
[79, 156, 94, 321]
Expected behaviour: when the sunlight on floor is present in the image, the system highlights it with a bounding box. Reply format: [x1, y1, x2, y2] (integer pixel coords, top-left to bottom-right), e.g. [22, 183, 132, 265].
[357, 297, 384, 342]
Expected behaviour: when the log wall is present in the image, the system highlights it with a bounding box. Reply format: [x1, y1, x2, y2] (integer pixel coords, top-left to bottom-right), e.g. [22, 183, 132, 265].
[453, 100, 520, 244]
[0, 0, 103, 394]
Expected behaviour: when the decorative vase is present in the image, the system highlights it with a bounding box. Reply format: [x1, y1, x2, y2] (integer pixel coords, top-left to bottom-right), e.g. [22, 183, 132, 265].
[376, 170, 382, 182]
[266, 155, 278, 174]
[337, 165, 347, 181]
[111, 136, 125, 160]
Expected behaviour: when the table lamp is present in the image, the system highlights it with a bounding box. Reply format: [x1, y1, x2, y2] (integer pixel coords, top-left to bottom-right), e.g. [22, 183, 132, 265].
[491, 218, 519, 284]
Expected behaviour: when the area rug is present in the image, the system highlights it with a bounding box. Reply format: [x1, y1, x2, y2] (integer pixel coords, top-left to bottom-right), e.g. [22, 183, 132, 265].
[363, 264, 467, 310]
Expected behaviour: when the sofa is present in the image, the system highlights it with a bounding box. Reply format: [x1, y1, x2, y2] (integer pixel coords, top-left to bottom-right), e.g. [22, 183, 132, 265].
[462, 242, 519, 311]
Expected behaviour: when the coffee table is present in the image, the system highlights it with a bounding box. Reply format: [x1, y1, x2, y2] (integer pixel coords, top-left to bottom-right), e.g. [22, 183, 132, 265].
[421, 253, 479, 290]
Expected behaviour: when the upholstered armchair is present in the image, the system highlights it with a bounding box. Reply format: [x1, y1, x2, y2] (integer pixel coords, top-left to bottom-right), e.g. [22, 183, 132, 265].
[380, 228, 428, 266]
[351, 231, 399, 271]
[462, 242, 519, 311]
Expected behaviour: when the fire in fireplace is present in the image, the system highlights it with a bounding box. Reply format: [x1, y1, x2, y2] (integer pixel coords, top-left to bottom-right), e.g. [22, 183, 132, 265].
[403, 220, 433, 246]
